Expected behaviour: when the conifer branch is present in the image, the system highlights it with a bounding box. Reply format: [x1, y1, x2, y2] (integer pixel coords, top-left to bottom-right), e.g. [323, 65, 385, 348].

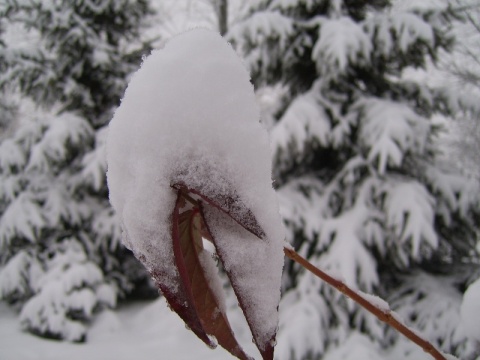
[283, 247, 448, 360]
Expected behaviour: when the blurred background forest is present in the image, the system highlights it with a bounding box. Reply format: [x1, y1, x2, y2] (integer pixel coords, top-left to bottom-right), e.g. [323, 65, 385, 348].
[0, 0, 479, 359]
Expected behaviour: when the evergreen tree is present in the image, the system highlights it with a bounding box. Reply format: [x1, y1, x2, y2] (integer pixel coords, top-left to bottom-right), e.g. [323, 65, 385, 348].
[229, 1, 480, 358]
[442, 0, 480, 182]
[0, 0, 154, 342]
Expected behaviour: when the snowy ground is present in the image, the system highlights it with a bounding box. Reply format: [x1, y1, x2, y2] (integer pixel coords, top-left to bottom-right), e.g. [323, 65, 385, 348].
[0, 298, 246, 360]
[1, 297, 446, 360]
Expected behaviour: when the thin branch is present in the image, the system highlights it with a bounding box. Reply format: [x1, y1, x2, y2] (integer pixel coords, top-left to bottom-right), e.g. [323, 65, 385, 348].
[173, 185, 450, 360]
[283, 247, 448, 360]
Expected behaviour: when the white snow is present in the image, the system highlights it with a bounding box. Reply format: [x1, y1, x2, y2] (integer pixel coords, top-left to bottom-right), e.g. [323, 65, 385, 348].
[81, 126, 108, 191]
[1, 296, 462, 360]
[366, 11, 434, 56]
[95, 283, 117, 309]
[107, 28, 285, 352]
[384, 181, 438, 260]
[228, 11, 294, 77]
[0, 251, 34, 299]
[276, 287, 328, 357]
[460, 277, 480, 343]
[270, 91, 331, 152]
[390, 272, 464, 352]
[312, 16, 372, 76]
[13, 238, 118, 342]
[0, 299, 240, 360]
[322, 333, 384, 360]
[229, 11, 293, 47]
[357, 290, 390, 313]
[26, 113, 93, 172]
[0, 192, 46, 246]
[356, 97, 429, 175]
[0, 138, 26, 173]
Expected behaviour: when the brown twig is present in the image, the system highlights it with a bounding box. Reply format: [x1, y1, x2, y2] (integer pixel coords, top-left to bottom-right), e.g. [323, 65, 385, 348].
[173, 186, 448, 359]
[283, 247, 448, 360]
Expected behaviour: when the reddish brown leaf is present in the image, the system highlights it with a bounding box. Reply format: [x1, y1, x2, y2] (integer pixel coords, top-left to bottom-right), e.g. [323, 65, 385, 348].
[172, 182, 265, 239]
[171, 185, 277, 360]
[165, 191, 253, 360]
[201, 204, 276, 360]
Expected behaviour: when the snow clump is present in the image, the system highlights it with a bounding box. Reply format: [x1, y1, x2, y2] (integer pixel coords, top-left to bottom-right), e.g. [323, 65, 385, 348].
[106, 28, 285, 351]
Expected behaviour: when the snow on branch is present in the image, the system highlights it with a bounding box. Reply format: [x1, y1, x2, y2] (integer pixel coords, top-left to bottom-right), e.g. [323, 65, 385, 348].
[0, 138, 27, 174]
[0, 251, 40, 302]
[384, 180, 438, 261]
[366, 11, 434, 56]
[26, 113, 94, 172]
[19, 239, 116, 342]
[0, 193, 46, 247]
[270, 91, 331, 152]
[312, 16, 372, 76]
[357, 97, 429, 174]
[229, 11, 293, 47]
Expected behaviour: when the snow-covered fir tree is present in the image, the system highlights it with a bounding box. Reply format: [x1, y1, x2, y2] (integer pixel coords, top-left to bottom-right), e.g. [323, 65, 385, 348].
[0, 0, 154, 342]
[441, 0, 480, 182]
[229, 1, 480, 358]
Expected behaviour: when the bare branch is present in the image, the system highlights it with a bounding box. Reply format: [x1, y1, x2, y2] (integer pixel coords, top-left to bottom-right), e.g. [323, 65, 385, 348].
[283, 247, 449, 360]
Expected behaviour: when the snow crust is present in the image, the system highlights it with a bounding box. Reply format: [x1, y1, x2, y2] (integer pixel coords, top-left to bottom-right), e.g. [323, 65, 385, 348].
[107, 28, 285, 348]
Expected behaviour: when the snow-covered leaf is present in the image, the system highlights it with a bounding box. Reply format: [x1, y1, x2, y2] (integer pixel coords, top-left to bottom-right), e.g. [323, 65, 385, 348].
[106, 29, 285, 360]
[167, 192, 251, 359]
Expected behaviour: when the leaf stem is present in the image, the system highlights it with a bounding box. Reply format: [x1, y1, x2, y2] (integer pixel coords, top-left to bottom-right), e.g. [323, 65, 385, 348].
[283, 247, 447, 360]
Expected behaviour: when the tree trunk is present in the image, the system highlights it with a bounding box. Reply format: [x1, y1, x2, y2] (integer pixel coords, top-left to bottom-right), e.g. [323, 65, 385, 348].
[214, 0, 228, 36]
